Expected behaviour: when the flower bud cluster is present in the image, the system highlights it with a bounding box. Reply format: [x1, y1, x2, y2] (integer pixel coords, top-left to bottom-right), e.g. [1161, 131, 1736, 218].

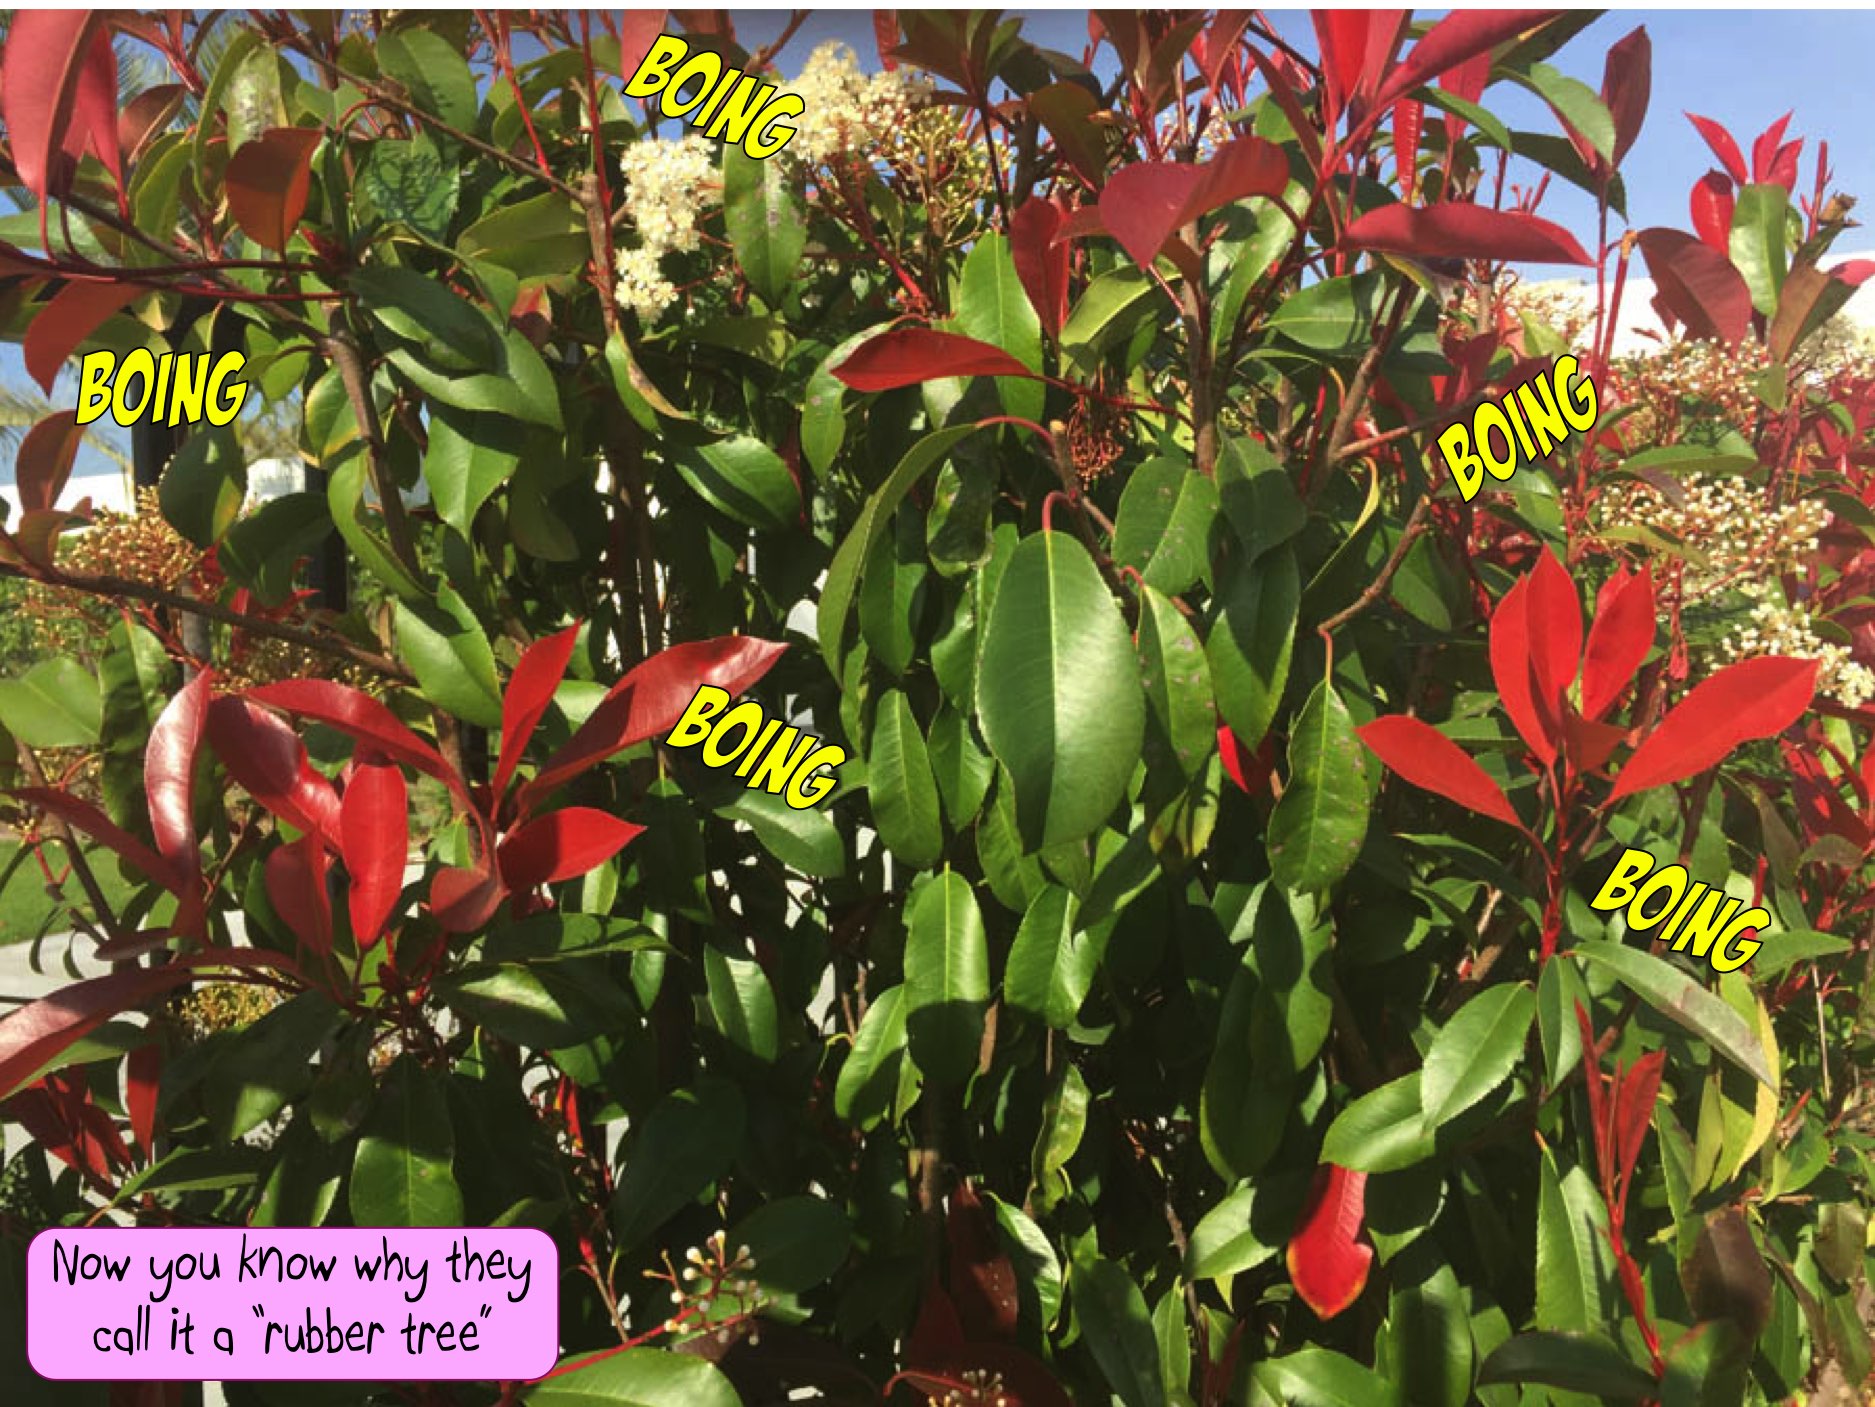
[1720, 584, 1875, 710]
[648, 1228, 768, 1345]
[1595, 474, 1828, 589]
[936, 1367, 1010, 1407]
[780, 42, 931, 166]
[613, 134, 720, 322]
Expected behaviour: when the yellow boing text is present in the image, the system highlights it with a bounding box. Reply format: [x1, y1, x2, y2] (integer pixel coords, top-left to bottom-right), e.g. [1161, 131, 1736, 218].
[666, 686, 845, 809]
[1436, 354, 1600, 502]
[623, 35, 804, 159]
[75, 350, 248, 429]
[1588, 846, 1770, 974]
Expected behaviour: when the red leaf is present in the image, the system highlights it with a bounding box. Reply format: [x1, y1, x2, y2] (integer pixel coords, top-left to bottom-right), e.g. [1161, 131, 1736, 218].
[906, 1279, 967, 1370]
[617, 10, 669, 85]
[24, 280, 140, 395]
[225, 127, 322, 254]
[493, 624, 581, 800]
[1314, 12, 1405, 121]
[1690, 172, 1736, 254]
[1343, 203, 1592, 265]
[205, 697, 342, 845]
[1636, 227, 1755, 347]
[1009, 199, 1069, 340]
[1525, 548, 1584, 734]
[11, 787, 187, 897]
[15, 410, 84, 514]
[246, 680, 463, 802]
[125, 1042, 160, 1156]
[1765, 139, 1803, 195]
[1097, 139, 1288, 270]
[1687, 113, 1748, 185]
[497, 807, 645, 891]
[265, 835, 332, 959]
[1218, 725, 1276, 796]
[873, 11, 900, 70]
[1489, 575, 1558, 764]
[117, 83, 185, 165]
[1394, 99, 1423, 196]
[1373, 10, 1564, 112]
[0, 966, 192, 1102]
[1285, 1163, 1374, 1320]
[1581, 567, 1654, 720]
[0, 13, 122, 208]
[1441, 52, 1493, 148]
[1359, 715, 1523, 828]
[1610, 656, 1818, 800]
[146, 672, 213, 887]
[430, 862, 504, 934]
[831, 328, 1039, 392]
[1750, 112, 1793, 186]
[518, 636, 787, 814]
[1611, 1049, 1666, 1198]
[1601, 27, 1651, 168]
[1574, 1001, 1613, 1176]
[947, 1181, 1018, 1342]
[341, 755, 408, 948]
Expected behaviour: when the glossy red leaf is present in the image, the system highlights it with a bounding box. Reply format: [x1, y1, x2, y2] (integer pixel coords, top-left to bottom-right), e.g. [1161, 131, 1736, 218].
[1313, 12, 1406, 120]
[246, 679, 464, 803]
[0, 13, 122, 208]
[117, 83, 185, 165]
[1750, 112, 1793, 185]
[1286, 1163, 1373, 1320]
[1359, 715, 1523, 828]
[1488, 574, 1558, 764]
[24, 280, 140, 395]
[493, 624, 581, 799]
[498, 807, 645, 891]
[341, 754, 408, 949]
[1373, 10, 1563, 112]
[225, 127, 323, 254]
[125, 1042, 160, 1156]
[1218, 725, 1277, 796]
[1609, 656, 1818, 800]
[1394, 99, 1423, 197]
[1009, 199, 1069, 340]
[1611, 1048, 1666, 1205]
[205, 696, 342, 846]
[0, 966, 193, 1101]
[1097, 139, 1288, 271]
[1440, 50, 1492, 145]
[906, 1278, 968, 1370]
[15, 411, 84, 514]
[832, 328, 1038, 392]
[1582, 567, 1655, 720]
[1764, 139, 1803, 194]
[430, 862, 504, 935]
[616, 10, 669, 84]
[947, 1181, 1018, 1342]
[1601, 26, 1651, 168]
[11, 788, 187, 897]
[1687, 112, 1748, 185]
[1690, 171, 1736, 254]
[1636, 227, 1754, 346]
[518, 636, 787, 814]
[1343, 203, 1592, 265]
[146, 672, 212, 887]
[873, 10, 899, 70]
[1525, 549, 1584, 738]
[265, 835, 332, 959]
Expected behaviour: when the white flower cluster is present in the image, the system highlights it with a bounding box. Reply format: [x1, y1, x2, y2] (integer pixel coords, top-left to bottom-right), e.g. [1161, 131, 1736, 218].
[1721, 585, 1875, 710]
[778, 41, 930, 165]
[1597, 474, 1828, 589]
[613, 134, 720, 322]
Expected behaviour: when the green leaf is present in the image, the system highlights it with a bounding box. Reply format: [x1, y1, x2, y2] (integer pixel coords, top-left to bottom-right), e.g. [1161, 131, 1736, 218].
[1381, 1248, 1472, 1407]
[351, 266, 501, 373]
[926, 456, 998, 578]
[206, 993, 342, 1143]
[1113, 457, 1218, 595]
[956, 231, 1044, 422]
[356, 135, 459, 242]
[1186, 1181, 1282, 1282]
[927, 705, 994, 829]
[327, 451, 429, 603]
[903, 869, 989, 1086]
[1321, 1071, 1436, 1173]
[609, 1079, 745, 1249]
[834, 984, 910, 1129]
[223, 44, 284, 155]
[1004, 883, 1092, 1029]
[377, 28, 478, 136]
[704, 947, 779, 1060]
[869, 690, 943, 866]
[1572, 940, 1775, 1088]
[1137, 584, 1215, 783]
[723, 144, 806, 306]
[396, 584, 503, 728]
[1254, 1348, 1402, 1407]
[458, 192, 588, 277]
[1206, 544, 1298, 749]
[1535, 1149, 1610, 1332]
[1621, 443, 1759, 477]
[524, 1349, 743, 1406]
[977, 531, 1146, 849]
[219, 492, 332, 607]
[350, 1055, 463, 1227]
[1478, 1332, 1657, 1402]
[858, 504, 927, 676]
[1511, 63, 1616, 163]
[714, 787, 845, 879]
[1416, 87, 1513, 150]
[1536, 954, 1589, 1088]
[0, 657, 102, 749]
[1267, 681, 1369, 893]
[434, 962, 632, 1049]
[1060, 268, 1158, 369]
[1420, 983, 1535, 1128]
[1263, 272, 1384, 354]
[422, 406, 525, 535]
[1215, 435, 1304, 561]
[1731, 183, 1790, 317]
[159, 425, 246, 547]
[1074, 1255, 1167, 1407]
[385, 326, 560, 429]
[729, 1194, 850, 1295]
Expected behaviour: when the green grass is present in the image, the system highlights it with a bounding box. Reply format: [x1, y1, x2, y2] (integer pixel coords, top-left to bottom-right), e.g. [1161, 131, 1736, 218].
[0, 840, 140, 945]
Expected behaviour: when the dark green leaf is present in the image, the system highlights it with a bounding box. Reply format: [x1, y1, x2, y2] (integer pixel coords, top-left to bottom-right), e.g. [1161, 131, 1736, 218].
[350, 1055, 463, 1227]
[1267, 681, 1369, 893]
[904, 869, 989, 1086]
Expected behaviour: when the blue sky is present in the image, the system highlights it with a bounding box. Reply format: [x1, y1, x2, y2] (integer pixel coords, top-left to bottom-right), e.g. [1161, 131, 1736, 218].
[12, 9, 1875, 484]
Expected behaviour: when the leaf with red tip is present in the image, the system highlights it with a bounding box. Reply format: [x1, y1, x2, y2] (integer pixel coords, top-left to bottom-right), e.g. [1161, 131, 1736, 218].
[497, 807, 645, 891]
[1609, 656, 1818, 800]
[1488, 575, 1557, 764]
[1525, 549, 1584, 736]
[518, 636, 787, 814]
[0, 966, 192, 1102]
[1598, 26, 1650, 170]
[1750, 112, 1793, 186]
[1581, 567, 1654, 720]
[265, 835, 331, 959]
[1, 13, 122, 208]
[1636, 227, 1755, 346]
[493, 624, 581, 799]
[117, 83, 185, 164]
[1764, 139, 1803, 195]
[205, 696, 341, 845]
[1373, 10, 1564, 111]
[430, 863, 504, 934]
[146, 672, 213, 886]
[1009, 199, 1068, 341]
[1285, 1163, 1374, 1320]
[832, 328, 1039, 392]
[1611, 1048, 1666, 1197]
[1691, 172, 1736, 254]
[24, 280, 140, 395]
[1218, 724, 1276, 796]
[341, 755, 408, 948]
[125, 1042, 160, 1156]
[1359, 715, 1522, 827]
[1097, 139, 1288, 271]
[1344, 203, 1592, 265]
[15, 411, 84, 514]
[225, 127, 322, 254]
[1687, 112, 1748, 185]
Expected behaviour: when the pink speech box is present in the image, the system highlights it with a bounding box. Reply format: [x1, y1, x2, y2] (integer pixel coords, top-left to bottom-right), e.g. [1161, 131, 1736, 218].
[27, 1228, 559, 1381]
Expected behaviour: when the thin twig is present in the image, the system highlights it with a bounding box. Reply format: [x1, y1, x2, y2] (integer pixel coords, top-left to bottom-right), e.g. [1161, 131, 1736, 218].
[1316, 496, 1432, 637]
